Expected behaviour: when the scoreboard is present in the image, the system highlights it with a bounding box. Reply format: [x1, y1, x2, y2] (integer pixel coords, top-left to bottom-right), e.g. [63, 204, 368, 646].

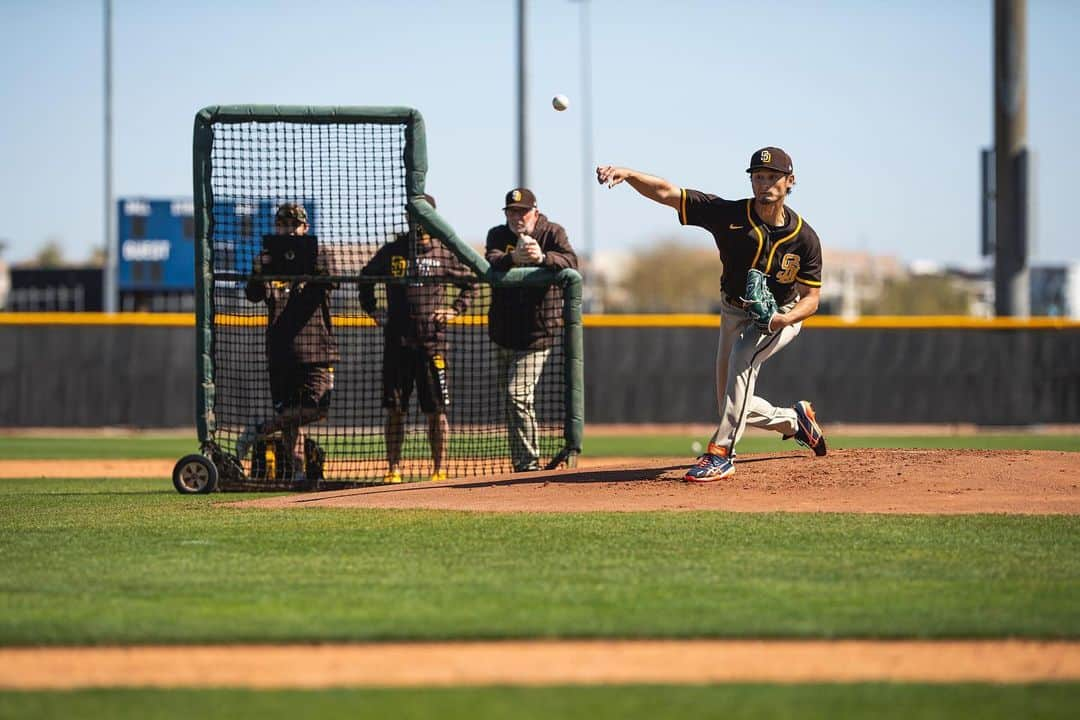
[115, 197, 321, 310]
[118, 197, 322, 285]
[117, 198, 195, 291]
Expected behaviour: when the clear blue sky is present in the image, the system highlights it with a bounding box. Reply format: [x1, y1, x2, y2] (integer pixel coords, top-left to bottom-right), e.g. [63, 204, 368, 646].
[3, 0, 1078, 267]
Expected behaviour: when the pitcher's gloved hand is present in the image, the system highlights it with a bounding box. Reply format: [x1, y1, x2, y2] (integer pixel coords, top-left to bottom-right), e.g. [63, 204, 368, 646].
[742, 269, 778, 334]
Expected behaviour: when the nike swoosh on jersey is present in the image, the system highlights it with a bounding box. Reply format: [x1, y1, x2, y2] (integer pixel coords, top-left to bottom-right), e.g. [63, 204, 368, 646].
[729, 224, 744, 230]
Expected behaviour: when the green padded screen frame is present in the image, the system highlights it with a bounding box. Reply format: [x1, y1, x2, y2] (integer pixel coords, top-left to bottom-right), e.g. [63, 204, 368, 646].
[192, 105, 582, 456]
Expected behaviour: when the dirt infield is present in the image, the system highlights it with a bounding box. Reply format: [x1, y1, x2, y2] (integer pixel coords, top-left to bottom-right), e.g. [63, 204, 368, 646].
[4, 448, 1078, 688]
[2, 640, 1079, 689]
[0, 458, 175, 479]
[236, 449, 1080, 515]
[5, 449, 1078, 515]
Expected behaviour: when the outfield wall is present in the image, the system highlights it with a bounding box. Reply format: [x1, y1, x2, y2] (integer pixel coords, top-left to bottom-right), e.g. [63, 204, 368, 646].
[1, 315, 1078, 427]
[0, 319, 194, 427]
[585, 320, 1080, 425]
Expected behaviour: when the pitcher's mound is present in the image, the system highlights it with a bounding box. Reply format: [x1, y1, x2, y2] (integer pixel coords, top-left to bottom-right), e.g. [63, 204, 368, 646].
[233, 449, 1080, 514]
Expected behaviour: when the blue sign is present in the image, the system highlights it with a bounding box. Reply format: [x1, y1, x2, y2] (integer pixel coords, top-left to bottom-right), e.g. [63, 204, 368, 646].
[117, 198, 195, 291]
[118, 197, 320, 289]
[211, 199, 318, 274]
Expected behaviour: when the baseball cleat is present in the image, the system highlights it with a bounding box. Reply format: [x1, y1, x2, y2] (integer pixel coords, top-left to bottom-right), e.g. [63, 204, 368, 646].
[235, 423, 259, 462]
[684, 450, 735, 483]
[429, 469, 448, 483]
[292, 471, 314, 492]
[383, 470, 404, 484]
[793, 400, 828, 456]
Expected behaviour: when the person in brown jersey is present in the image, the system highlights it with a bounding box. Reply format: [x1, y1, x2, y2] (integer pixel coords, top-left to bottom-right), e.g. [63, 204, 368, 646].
[360, 195, 477, 483]
[485, 188, 579, 472]
[237, 203, 338, 487]
[597, 147, 827, 482]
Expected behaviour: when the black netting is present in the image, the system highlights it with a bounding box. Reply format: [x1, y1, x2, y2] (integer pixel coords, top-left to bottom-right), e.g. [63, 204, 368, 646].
[210, 122, 409, 273]
[204, 120, 568, 488]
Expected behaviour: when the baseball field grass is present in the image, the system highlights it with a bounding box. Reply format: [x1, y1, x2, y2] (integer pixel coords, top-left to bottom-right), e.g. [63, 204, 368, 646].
[2, 477, 1078, 644]
[2, 684, 1078, 720]
[1, 434, 1078, 718]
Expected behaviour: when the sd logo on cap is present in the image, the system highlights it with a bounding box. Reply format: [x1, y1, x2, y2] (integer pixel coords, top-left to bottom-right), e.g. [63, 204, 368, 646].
[745, 147, 793, 174]
[503, 188, 537, 210]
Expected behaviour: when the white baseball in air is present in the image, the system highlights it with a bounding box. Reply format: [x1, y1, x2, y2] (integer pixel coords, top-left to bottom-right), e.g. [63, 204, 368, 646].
[552, 94, 570, 111]
[691, 440, 703, 454]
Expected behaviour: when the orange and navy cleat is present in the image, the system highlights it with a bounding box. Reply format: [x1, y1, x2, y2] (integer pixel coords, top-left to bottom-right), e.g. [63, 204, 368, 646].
[792, 400, 828, 456]
[684, 447, 735, 483]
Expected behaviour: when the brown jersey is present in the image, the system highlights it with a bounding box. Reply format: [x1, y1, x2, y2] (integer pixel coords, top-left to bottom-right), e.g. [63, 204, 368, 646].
[485, 213, 578, 351]
[679, 190, 822, 306]
[244, 278, 339, 367]
[359, 234, 477, 353]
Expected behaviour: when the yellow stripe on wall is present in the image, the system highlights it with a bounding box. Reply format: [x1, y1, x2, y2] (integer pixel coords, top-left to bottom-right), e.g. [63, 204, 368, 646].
[213, 315, 264, 327]
[200, 315, 489, 328]
[805, 315, 1080, 329]
[1, 312, 1078, 330]
[0, 312, 195, 326]
[584, 314, 722, 328]
[216, 315, 493, 328]
[0, 313, 489, 328]
[582, 314, 1080, 329]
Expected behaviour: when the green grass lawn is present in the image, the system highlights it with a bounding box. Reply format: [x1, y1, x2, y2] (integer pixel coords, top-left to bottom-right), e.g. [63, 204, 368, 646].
[1, 478, 1077, 645]
[1, 433, 1078, 460]
[0, 436, 196, 460]
[2, 684, 1078, 720]
[2, 465, 1077, 717]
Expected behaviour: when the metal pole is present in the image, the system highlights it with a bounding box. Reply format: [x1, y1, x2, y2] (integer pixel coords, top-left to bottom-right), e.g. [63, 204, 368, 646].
[516, 0, 528, 188]
[980, 148, 995, 258]
[578, 0, 594, 264]
[103, 0, 116, 312]
[993, 0, 1028, 316]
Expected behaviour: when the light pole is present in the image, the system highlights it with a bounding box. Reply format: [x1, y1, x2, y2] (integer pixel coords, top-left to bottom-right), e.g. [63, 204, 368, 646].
[516, 0, 528, 188]
[574, 0, 595, 265]
[103, 0, 116, 312]
[993, 0, 1028, 316]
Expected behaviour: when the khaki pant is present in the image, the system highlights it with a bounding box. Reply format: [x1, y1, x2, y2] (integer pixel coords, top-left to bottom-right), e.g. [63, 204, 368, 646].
[496, 346, 551, 471]
[707, 296, 801, 454]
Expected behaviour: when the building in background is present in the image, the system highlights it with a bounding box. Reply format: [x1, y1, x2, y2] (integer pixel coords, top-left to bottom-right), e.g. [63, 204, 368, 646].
[0, 256, 8, 309]
[817, 248, 906, 318]
[581, 250, 634, 313]
[6, 267, 104, 311]
[3, 211, 1075, 317]
[1030, 263, 1080, 318]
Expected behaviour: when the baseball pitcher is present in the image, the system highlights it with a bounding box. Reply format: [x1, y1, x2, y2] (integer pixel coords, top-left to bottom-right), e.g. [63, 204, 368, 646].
[596, 147, 827, 482]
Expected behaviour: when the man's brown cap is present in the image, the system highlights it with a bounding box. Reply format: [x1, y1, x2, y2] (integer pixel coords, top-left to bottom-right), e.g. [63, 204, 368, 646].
[503, 188, 537, 210]
[275, 203, 308, 224]
[746, 147, 794, 174]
